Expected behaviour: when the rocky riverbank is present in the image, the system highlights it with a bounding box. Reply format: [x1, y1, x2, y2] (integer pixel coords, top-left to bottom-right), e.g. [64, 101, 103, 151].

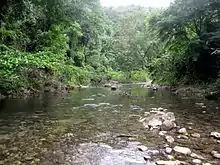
[137, 107, 220, 164]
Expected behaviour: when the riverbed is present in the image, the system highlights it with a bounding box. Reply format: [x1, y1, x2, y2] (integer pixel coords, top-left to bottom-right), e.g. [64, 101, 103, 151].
[0, 84, 220, 164]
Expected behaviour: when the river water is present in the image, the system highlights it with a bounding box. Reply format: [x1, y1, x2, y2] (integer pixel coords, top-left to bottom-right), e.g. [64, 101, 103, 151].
[0, 84, 220, 164]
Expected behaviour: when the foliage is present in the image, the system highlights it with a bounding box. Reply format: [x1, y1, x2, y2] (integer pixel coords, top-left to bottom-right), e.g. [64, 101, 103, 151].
[2, 0, 220, 95]
[146, 0, 220, 85]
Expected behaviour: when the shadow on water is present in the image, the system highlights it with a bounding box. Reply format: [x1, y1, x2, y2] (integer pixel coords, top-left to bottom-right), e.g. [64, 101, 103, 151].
[0, 84, 220, 164]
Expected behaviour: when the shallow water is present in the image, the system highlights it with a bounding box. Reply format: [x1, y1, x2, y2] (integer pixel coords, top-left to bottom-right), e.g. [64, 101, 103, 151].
[0, 84, 220, 164]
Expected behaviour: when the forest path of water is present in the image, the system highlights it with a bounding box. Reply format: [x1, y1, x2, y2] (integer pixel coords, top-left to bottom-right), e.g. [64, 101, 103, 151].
[0, 84, 220, 164]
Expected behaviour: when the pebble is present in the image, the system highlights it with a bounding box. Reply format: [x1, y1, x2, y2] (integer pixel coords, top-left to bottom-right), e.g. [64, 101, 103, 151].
[211, 151, 220, 159]
[156, 160, 183, 165]
[165, 136, 175, 143]
[191, 133, 201, 138]
[173, 146, 192, 155]
[167, 155, 174, 160]
[177, 135, 189, 139]
[192, 159, 202, 164]
[165, 147, 173, 154]
[159, 131, 167, 136]
[210, 132, 220, 139]
[195, 103, 205, 106]
[25, 157, 34, 161]
[190, 153, 204, 160]
[137, 145, 148, 152]
[178, 128, 187, 134]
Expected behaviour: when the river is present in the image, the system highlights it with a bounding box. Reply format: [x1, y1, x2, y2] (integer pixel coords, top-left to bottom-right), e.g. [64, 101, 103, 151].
[0, 84, 220, 164]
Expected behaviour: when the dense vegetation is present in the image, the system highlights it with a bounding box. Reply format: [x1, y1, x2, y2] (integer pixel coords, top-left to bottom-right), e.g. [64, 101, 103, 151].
[1, 0, 220, 95]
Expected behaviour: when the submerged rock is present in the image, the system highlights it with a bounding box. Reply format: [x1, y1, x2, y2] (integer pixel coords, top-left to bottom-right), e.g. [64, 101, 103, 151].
[70, 142, 156, 165]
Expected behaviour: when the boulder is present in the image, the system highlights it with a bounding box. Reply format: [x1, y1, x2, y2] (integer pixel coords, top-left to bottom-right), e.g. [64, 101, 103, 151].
[173, 146, 191, 155]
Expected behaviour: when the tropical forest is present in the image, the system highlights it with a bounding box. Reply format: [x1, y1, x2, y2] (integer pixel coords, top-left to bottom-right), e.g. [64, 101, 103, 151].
[0, 0, 220, 165]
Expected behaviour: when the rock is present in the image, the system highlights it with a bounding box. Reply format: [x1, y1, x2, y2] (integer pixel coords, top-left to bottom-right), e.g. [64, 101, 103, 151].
[83, 104, 100, 108]
[159, 131, 167, 136]
[158, 107, 165, 111]
[173, 146, 192, 155]
[156, 160, 183, 165]
[211, 151, 220, 159]
[25, 157, 34, 161]
[202, 163, 211, 165]
[104, 83, 112, 87]
[191, 133, 201, 138]
[167, 155, 174, 160]
[178, 128, 187, 135]
[111, 86, 118, 90]
[192, 159, 202, 164]
[148, 118, 162, 129]
[210, 132, 220, 139]
[165, 136, 175, 143]
[205, 91, 220, 100]
[137, 145, 148, 152]
[165, 147, 173, 154]
[0, 134, 11, 143]
[177, 135, 189, 139]
[190, 153, 204, 160]
[201, 106, 206, 109]
[195, 103, 205, 106]
[161, 120, 176, 131]
[161, 112, 176, 122]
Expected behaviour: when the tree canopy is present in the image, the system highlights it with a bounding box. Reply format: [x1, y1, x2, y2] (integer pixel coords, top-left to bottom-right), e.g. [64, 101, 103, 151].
[1, 0, 220, 94]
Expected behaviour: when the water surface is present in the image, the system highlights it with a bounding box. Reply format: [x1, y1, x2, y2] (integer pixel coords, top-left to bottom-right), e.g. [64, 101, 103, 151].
[0, 84, 220, 164]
